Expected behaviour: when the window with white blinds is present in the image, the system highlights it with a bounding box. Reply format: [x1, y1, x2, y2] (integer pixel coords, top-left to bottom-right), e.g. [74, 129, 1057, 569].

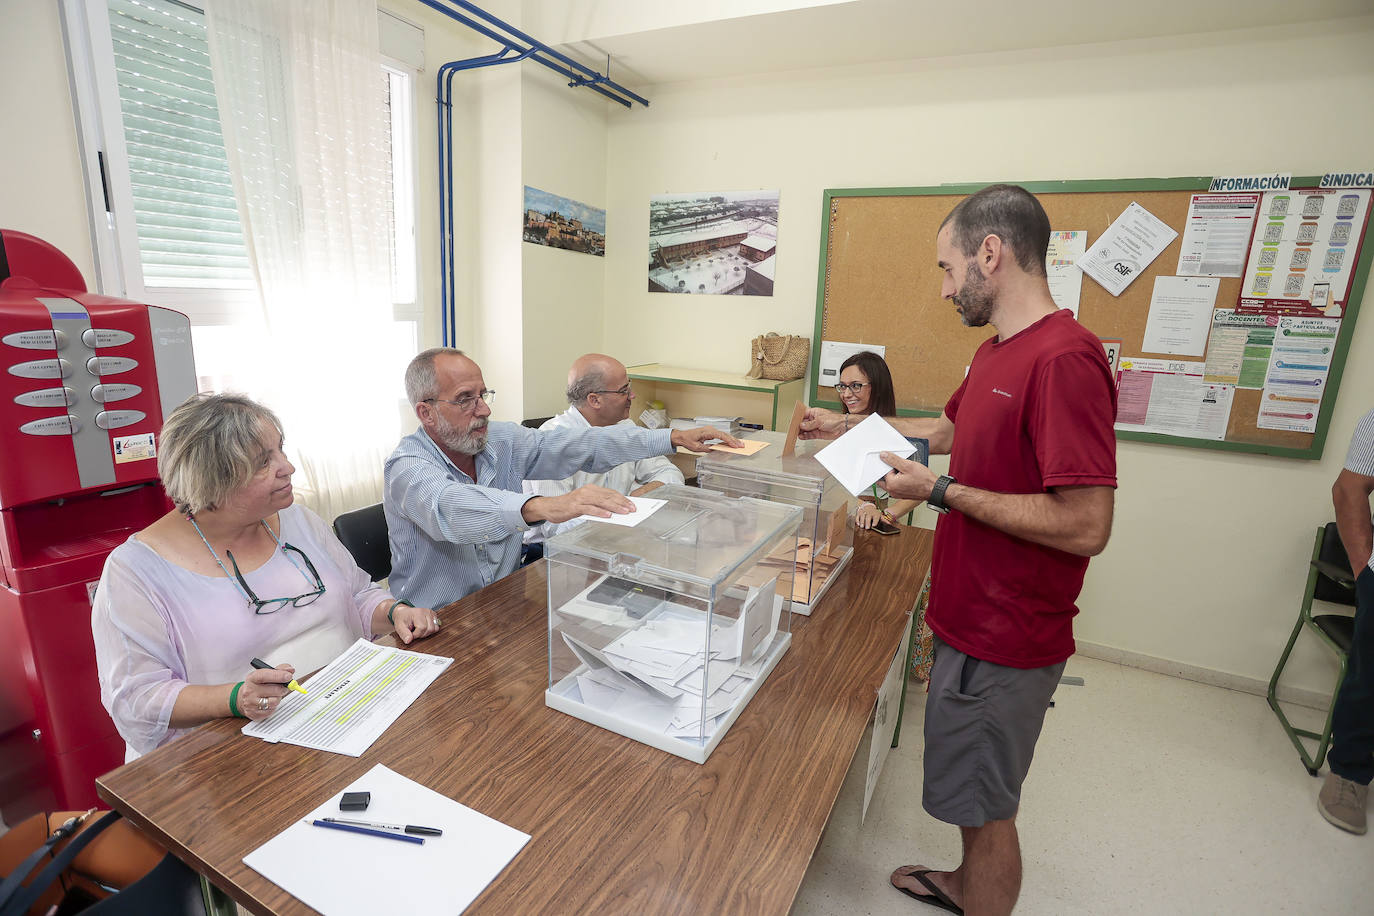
[106, 0, 253, 289]
[63, 0, 420, 321]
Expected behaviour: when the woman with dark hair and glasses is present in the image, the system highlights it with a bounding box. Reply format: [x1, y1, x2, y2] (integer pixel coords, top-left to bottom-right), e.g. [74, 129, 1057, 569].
[836, 350, 897, 419]
[92, 393, 440, 759]
[835, 352, 920, 530]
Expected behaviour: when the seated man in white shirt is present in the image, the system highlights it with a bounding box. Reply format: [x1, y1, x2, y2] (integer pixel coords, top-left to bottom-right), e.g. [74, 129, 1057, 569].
[524, 354, 685, 554]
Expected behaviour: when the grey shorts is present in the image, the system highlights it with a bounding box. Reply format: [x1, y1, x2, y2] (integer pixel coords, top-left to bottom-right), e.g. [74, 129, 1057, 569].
[922, 636, 1065, 827]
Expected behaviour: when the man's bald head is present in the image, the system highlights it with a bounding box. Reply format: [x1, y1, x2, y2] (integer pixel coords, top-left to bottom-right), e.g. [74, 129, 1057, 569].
[566, 354, 633, 426]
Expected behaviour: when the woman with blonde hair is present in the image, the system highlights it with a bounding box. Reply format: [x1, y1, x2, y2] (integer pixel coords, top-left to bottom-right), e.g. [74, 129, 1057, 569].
[93, 393, 441, 758]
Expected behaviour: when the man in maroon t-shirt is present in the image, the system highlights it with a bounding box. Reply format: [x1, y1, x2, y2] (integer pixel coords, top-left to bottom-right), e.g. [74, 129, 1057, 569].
[802, 184, 1117, 915]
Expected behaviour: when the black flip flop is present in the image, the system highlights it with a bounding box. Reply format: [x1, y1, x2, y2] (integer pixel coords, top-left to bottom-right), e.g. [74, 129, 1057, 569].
[891, 866, 964, 914]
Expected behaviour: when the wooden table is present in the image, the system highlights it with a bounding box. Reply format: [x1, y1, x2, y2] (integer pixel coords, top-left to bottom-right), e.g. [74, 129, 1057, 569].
[96, 527, 932, 915]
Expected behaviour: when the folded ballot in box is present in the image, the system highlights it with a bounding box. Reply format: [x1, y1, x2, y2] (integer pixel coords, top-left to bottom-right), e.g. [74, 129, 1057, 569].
[544, 484, 802, 764]
[695, 429, 855, 613]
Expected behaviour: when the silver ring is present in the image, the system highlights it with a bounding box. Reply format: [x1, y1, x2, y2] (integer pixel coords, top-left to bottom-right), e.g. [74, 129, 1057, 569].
[432, 617, 441, 627]
[259, 697, 268, 710]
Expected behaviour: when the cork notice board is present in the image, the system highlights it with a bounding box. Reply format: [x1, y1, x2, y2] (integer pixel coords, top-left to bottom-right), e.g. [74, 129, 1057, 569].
[810, 178, 1373, 459]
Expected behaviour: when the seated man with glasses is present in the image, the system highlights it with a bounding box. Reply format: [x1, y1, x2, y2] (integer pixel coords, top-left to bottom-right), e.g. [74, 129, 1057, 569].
[385, 348, 736, 608]
[92, 394, 441, 760]
[523, 354, 685, 555]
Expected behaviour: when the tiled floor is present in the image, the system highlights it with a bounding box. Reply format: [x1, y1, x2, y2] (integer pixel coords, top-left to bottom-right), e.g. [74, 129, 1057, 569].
[793, 654, 1371, 915]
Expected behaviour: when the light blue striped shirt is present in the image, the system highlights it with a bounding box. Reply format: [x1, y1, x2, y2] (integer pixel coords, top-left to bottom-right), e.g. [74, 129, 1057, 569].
[1345, 406, 1374, 573]
[383, 421, 674, 608]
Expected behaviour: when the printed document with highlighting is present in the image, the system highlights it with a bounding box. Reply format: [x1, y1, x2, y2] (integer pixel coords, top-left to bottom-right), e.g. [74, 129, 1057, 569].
[1114, 357, 1233, 440]
[1045, 230, 1086, 316]
[242, 639, 452, 757]
[813, 413, 916, 496]
[244, 764, 529, 916]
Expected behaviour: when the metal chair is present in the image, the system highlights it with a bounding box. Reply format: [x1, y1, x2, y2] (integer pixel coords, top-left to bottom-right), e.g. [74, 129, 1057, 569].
[331, 503, 391, 583]
[1267, 522, 1358, 775]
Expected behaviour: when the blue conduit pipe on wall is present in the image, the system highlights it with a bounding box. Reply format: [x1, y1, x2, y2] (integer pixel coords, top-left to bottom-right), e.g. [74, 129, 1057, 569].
[417, 0, 649, 346]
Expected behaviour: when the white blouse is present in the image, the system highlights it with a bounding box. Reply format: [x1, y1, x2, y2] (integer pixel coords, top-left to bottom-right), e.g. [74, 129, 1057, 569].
[92, 504, 389, 757]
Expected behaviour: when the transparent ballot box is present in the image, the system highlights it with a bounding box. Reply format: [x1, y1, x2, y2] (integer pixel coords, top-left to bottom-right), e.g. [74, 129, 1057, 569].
[544, 485, 802, 763]
[694, 429, 854, 614]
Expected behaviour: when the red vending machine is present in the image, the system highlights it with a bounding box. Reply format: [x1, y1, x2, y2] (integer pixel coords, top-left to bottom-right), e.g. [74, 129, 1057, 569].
[0, 230, 196, 823]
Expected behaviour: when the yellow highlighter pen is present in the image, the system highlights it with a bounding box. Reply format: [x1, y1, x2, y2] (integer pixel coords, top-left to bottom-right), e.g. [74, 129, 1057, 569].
[250, 657, 308, 696]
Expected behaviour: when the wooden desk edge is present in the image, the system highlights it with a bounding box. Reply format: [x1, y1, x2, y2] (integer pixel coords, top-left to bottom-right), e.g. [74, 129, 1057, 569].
[94, 527, 932, 916]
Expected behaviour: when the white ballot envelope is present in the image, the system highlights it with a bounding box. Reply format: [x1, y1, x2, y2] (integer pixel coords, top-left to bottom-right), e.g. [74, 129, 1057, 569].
[813, 414, 916, 496]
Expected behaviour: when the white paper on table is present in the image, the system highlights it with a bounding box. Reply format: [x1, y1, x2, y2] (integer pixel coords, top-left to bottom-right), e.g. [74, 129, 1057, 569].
[1076, 202, 1178, 297]
[243, 764, 529, 916]
[574, 495, 666, 527]
[813, 413, 916, 496]
[242, 639, 452, 757]
[1046, 230, 1086, 317]
[1175, 193, 1260, 277]
[1141, 276, 1219, 356]
[818, 341, 886, 386]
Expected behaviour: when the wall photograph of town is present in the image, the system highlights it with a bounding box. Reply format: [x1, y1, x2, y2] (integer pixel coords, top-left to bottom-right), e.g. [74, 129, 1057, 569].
[648, 190, 779, 295]
[523, 186, 606, 256]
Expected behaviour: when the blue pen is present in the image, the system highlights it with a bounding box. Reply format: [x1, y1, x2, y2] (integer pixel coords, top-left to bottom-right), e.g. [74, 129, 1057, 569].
[307, 818, 425, 845]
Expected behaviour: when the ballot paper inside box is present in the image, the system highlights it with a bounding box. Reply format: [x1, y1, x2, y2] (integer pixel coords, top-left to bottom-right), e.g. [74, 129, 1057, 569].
[695, 429, 853, 614]
[544, 484, 802, 764]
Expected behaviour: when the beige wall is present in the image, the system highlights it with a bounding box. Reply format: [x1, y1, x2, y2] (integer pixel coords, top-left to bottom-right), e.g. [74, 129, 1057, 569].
[386, 0, 608, 423]
[0, 0, 96, 284]
[601, 17, 1374, 691]
[520, 72, 608, 421]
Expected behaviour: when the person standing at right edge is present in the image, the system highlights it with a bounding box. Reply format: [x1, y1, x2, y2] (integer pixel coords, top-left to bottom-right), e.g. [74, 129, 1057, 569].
[800, 184, 1118, 915]
[1321, 406, 1374, 834]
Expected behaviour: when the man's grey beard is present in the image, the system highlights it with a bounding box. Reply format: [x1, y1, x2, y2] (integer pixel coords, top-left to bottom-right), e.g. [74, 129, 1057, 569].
[436, 415, 488, 455]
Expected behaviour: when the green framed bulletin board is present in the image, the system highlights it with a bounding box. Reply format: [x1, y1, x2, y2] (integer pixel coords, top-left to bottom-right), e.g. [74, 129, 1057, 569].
[809, 177, 1373, 459]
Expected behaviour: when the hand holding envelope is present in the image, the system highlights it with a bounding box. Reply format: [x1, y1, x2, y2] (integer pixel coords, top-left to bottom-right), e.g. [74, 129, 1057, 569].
[873, 450, 938, 503]
[813, 414, 917, 496]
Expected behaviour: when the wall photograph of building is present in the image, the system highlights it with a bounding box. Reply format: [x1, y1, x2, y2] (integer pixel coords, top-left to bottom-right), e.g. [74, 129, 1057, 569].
[648, 190, 779, 295]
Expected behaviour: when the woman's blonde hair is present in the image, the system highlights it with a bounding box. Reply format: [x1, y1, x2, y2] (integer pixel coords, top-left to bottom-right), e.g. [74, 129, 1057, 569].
[158, 393, 283, 514]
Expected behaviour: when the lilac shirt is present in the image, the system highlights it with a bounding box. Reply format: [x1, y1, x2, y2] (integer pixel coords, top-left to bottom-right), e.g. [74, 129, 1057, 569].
[92, 504, 390, 757]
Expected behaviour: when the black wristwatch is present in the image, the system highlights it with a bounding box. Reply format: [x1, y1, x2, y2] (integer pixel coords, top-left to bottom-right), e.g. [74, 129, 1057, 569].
[928, 475, 957, 515]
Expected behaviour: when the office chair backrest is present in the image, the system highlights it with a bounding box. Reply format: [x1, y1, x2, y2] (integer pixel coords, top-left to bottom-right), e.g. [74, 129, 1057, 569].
[522, 416, 553, 429]
[1314, 521, 1358, 605]
[332, 503, 391, 583]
